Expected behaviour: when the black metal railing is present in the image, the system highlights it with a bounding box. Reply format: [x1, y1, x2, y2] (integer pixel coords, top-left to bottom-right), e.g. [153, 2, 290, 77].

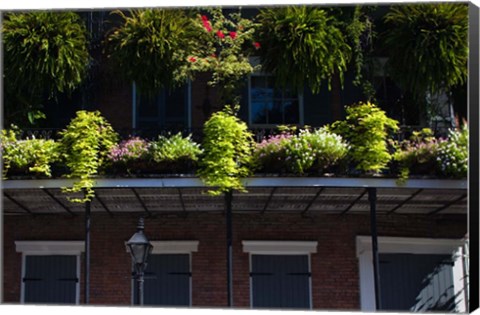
[12, 125, 452, 143]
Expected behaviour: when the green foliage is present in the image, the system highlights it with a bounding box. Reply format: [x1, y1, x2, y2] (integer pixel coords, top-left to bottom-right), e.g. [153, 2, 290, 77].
[284, 128, 349, 174]
[383, 3, 468, 97]
[253, 127, 348, 175]
[58, 111, 118, 202]
[188, 8, 258, 103]
[3, 11, 90, 125]
[1, 127, 60, 178]
[105, 9, 195, 95]
[329, 102, 399, 173]
[149, 133, 202, 163]
[256, 6, 351, 93]
[436, 125, 468, 178]
[253, 132, 293, 173]
[393, 128, 440, 180]
[198, 106, 254, 195]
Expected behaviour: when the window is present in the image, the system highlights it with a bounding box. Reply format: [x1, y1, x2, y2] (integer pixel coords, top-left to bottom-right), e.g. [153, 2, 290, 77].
[133, 83, 191, 131]
[356, 236, 468, 312]
[130, 241, 198, 307]
[242, 241, 317, 309]
[15, 241, 84, 305]
[249, 75, 303, 126]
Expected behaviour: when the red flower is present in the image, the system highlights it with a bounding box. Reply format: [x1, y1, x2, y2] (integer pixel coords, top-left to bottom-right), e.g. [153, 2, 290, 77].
[201, 15, 212, 32]
[229, 31, 237, 40]
[253, 41, 261, 49]
[216, 30, 225, 39]
[188, 57, 197, 62]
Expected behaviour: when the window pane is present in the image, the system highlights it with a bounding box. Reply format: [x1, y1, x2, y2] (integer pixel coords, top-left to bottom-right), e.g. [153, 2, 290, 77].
[250, 75, 300, 125]
[268, 101, 283, 124]
[251, 255, 310, 309]
[284, 100, 300, 124]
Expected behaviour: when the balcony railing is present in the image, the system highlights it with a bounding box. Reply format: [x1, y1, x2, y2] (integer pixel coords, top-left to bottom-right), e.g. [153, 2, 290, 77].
[13, 124, 452, 143]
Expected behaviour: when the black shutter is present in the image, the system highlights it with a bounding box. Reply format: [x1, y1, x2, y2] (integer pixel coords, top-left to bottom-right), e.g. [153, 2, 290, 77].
[24, 255, 77, 304]
[379, 253, 455, 312]
[251, 255, 310, 309]
[134, 254, 190, 306]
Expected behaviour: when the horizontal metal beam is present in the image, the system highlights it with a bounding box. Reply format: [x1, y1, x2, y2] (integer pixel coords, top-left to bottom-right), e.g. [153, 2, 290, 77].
[2, 177, 467, 190]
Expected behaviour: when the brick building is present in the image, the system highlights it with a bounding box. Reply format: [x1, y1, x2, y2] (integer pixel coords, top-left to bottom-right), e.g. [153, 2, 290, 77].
[1, 6, 472, 313]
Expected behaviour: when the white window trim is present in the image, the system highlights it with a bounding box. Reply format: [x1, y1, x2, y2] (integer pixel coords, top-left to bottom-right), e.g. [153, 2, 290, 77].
[243, 240, 317, 309]
[248, 73, 304, 128]
[356, 236, 468, 312]
[128, 240, 198, 306]
[242, 240, 317, 255]
[15, 241, 85, 305]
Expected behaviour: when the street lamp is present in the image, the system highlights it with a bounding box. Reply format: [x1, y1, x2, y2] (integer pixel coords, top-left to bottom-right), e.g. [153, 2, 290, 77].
[127, 217, 153, 306]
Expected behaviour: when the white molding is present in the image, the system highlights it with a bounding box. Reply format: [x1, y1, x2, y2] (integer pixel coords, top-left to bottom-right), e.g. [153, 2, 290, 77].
[16, 241, 84, 305]
[356, 236, 464, 257]
[356, 236, 467, 312]
[151, 240, 199, 254]
[242, 241, 317, 255]
[125, 240, 199, 254]
[15, 241, 85, 255]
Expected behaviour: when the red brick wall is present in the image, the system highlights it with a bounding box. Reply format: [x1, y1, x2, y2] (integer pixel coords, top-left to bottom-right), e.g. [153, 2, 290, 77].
[3, 212, 467, 309]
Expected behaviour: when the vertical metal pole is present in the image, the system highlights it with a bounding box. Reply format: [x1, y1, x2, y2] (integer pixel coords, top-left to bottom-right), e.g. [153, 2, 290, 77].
[368, 188, 381, 310]
[84, 199, 91, 304]
[225, 190, 233, 307]
[138, 269, 144, 306]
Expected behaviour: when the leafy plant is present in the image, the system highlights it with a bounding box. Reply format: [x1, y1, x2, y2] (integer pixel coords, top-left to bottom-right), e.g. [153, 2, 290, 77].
[188, 8, 258, 103]
[105, 9, 195, 95]
[436, 124, 468, 178]
[149, 133, 202, 163]
[253, 132, 293, 173]
[382, 3, 468, 120]
[58, 111, 118, 202]
[393, 128, 440, 180]
[1, 127, 60, 178]
[284, 128, 348, 174]
[253, 127, 348, 175]
[329, 102, 399, 173]
[107, 137, 150, 174]
[198, 105, 254, 195]
[256, 6, 351, 93]
[3, 11, 90, 125]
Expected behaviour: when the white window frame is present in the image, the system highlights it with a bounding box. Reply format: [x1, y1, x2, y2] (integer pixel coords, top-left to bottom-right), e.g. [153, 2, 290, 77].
[356, 236, 468, 312]
[242, 240, 317, 309]
[248, 71, 304, 128]
[127, 240, 199, 306]
[15, 241, 85, 305]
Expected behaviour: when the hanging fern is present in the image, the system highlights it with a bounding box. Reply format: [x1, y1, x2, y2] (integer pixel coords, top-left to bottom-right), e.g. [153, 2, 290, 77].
[256, 6, 351, 93]
[383, 3, 468, 97]
[105, 9, 195, 96]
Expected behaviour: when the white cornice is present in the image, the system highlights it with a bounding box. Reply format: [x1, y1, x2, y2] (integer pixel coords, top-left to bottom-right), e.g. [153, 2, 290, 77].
[242, 241, 318, 255]
[15, 241, 85, 255]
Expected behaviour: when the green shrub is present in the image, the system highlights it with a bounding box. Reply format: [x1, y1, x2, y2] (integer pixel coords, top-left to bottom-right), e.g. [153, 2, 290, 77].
[198, 106, 254, 195]
[436, 125, 468, 178]
[1, 128, 60, 178]
[329, 102, 399, 173]
[285, 128, 349, 174]
[149, 133, 201, 162]
[393, 128, 440, 180]
[253, 132, 293, 174]
[58, 111, 118, 202]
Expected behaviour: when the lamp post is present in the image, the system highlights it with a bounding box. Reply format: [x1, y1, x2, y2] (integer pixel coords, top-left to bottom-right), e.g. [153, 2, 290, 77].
[127, 217, 153, 306]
